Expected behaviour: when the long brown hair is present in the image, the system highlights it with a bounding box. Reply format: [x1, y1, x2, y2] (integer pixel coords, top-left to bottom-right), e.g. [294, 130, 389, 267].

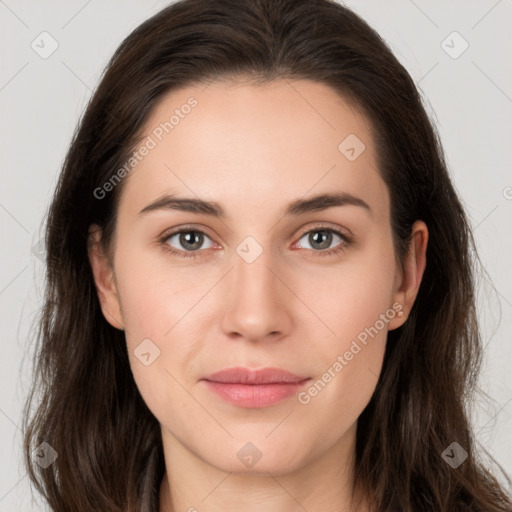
[22, 0, 512, 510]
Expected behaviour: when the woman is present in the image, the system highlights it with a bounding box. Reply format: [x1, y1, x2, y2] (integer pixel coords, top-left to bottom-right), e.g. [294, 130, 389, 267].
[22, 0, 512, 510]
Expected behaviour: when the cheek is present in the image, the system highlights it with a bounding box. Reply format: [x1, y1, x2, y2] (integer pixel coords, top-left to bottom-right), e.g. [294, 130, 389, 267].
[111, 245, 190, 407]
[294, 236, 396, 408]
[118, 275, 198, 429]
[114, 238, 200, 338]
[298, 234, 396, 347]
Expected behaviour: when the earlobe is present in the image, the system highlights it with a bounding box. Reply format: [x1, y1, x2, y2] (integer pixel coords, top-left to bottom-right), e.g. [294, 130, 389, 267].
[87, 224, 125, 330]
[388, 220, 429, 330]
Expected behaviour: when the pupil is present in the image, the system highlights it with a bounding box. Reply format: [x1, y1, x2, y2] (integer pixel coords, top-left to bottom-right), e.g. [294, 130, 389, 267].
[310, 230, 331, 250]
[181, 231, 202, 250]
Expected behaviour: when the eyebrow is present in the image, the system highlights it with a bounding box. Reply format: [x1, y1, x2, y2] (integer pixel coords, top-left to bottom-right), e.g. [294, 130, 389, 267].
[138, 192, 372, 218]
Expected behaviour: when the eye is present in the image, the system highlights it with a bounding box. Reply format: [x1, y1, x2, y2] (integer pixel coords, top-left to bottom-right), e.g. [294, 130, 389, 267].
[160, 228, 217, 259]
[294, 226, 352, 257]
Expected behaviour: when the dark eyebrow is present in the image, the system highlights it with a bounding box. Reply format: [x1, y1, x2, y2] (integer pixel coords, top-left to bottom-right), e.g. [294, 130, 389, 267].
[138, 192, 372, 218]
[286, 192, 371, 216]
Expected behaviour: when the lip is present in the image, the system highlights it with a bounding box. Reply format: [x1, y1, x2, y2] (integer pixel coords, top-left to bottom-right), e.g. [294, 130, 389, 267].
[201, 367, 311, 408]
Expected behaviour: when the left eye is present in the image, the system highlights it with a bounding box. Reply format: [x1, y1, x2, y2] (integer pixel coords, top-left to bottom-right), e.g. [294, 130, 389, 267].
[295, 228, 347, 252]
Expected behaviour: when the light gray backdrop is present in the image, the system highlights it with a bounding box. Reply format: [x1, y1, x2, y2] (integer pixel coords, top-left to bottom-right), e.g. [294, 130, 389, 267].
[1, 0, 511, 510]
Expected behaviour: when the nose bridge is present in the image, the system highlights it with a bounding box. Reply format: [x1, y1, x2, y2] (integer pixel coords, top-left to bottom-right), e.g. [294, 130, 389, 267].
[233, 234, 279, 303]
[221, 234, 289, 339]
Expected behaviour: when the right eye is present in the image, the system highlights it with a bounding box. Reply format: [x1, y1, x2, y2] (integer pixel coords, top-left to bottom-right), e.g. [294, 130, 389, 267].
[160, 228, 217, 259]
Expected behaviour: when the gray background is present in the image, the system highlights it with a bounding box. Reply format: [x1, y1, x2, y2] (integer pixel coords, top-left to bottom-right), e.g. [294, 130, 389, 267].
[1, 0, 511, 509]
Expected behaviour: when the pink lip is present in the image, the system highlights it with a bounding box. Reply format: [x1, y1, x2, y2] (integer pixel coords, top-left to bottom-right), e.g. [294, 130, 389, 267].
[201, 367, 311, 408]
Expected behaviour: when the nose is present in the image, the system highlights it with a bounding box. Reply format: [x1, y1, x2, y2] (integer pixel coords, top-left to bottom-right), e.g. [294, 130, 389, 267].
[220, 241, 292, 343]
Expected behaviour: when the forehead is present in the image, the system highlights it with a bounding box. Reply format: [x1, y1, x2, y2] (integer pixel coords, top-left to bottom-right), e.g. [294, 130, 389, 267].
[117, 78, 388, 222]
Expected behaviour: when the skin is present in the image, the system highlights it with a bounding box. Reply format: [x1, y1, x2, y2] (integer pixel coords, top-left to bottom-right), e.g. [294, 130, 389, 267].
[88, 78, 428, 512]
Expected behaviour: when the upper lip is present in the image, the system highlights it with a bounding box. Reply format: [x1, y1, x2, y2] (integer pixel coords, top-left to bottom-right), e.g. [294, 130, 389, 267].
[202, 367, 310, 385]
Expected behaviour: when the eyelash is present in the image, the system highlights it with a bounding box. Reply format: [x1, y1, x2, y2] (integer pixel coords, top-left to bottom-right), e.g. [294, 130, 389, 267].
[159, 224, 353, 260]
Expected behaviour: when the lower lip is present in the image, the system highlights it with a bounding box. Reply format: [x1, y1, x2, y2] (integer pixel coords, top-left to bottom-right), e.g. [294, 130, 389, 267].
[202, 380, 310, 408]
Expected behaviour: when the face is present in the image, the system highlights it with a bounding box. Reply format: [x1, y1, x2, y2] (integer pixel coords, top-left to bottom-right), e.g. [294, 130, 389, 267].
[89, 78, 426, 476]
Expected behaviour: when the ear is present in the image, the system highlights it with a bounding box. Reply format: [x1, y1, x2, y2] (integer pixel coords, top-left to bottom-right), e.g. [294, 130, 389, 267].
[87, 224, 125, 330]
[388, 220, 428, 330]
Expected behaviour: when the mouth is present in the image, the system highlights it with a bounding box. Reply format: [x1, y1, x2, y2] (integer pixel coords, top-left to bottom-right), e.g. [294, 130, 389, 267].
[201, 367, 311, 408]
